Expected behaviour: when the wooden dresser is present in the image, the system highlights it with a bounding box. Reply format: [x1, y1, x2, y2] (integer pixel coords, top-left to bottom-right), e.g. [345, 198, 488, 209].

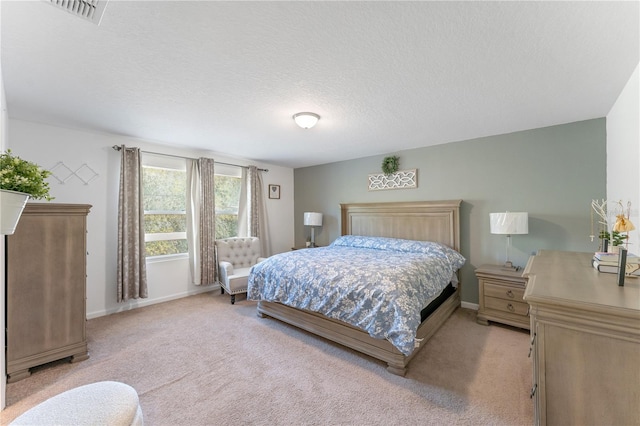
[6, 203, 91, 382]
[523, 250, 640, 426]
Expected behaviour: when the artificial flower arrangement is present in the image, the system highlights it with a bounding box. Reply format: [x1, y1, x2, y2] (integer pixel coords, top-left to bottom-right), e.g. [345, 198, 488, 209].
[0, 149, 53, 201]
[591, 199, 635, 250]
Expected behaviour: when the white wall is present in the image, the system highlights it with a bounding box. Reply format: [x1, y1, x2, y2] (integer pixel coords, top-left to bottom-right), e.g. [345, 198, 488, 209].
[606, 63, 639, 249]
[7, 119, 294, 318]
[0, 20, 8, 407]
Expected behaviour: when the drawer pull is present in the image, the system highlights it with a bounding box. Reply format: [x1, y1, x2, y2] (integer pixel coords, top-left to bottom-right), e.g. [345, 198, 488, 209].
[507, 303, 515, 312]
[506, 290, 514, 298]
[530, 384, 537, 399]
[528, 333, 536, 358]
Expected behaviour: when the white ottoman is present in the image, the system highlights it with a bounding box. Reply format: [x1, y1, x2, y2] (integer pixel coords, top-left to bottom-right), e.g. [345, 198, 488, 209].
[10, 381, 143, 426]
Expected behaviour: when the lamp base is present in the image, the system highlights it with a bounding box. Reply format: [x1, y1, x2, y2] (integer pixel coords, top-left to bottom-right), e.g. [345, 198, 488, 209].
[501, 261, 521, 272]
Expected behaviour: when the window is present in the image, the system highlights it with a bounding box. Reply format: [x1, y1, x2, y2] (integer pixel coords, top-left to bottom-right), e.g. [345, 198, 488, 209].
[142, 155, 187, 258]
[215, 164, 242, 239]
[141, 156, 244, 258]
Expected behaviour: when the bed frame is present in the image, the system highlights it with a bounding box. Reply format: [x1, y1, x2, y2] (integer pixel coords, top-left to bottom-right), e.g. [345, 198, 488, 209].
[257, 200, 462, 376]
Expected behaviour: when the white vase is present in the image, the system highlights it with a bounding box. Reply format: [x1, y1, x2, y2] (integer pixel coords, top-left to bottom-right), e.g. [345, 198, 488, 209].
[608, 245, 620, 254]
[1, 189, 30, 235]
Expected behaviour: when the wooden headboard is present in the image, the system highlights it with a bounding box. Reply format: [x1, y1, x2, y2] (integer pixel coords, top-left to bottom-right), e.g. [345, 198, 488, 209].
[340, 200, 461, 251]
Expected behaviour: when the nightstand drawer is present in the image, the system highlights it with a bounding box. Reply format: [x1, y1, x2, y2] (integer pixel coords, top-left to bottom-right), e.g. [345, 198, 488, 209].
[484, 282, 525, 302]
[485, 296, 529, 316]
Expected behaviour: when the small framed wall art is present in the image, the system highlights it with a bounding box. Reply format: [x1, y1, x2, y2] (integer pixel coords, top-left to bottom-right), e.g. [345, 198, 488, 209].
[268, 184, 280, 199]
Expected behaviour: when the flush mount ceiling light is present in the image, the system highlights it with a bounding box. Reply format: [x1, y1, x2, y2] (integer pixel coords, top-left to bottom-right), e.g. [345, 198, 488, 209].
[293, 112, 320, 129]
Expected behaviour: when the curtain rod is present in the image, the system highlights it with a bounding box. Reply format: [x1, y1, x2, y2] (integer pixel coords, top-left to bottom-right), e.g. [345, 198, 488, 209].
[111, 145, 268, 172]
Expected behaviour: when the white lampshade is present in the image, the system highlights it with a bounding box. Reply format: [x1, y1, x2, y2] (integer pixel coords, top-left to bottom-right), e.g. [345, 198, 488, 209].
[490, 212, 528, 235]
[304, 212, 323, 227]
[293, 112, 320, 129]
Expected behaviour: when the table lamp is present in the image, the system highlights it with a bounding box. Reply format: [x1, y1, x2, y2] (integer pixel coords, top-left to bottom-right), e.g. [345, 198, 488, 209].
[304, 212, 323, 247]
[490, 212, 528, 270]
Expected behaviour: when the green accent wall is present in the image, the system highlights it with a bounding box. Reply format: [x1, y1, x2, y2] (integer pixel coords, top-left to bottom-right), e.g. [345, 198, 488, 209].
[294, 118, 606, 304]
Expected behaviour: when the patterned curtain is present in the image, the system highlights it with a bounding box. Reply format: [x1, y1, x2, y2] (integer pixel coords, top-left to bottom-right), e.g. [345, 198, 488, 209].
[117, 145, 148, 302]
[192, 157, 217, 285]
[187, 158, 217, 285]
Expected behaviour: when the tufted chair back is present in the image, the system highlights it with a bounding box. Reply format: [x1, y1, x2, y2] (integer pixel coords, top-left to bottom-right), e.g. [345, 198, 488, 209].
[216, 237, 261, 269]
[215, 237, 264, 304]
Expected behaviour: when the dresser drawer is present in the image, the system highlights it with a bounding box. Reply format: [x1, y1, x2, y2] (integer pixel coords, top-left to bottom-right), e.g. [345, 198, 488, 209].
[484, 281, 525, 302]
[485, 296, 529, 316]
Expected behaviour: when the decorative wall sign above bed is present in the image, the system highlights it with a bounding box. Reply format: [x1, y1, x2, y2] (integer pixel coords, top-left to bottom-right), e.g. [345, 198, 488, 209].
[368, 169, 417, 191]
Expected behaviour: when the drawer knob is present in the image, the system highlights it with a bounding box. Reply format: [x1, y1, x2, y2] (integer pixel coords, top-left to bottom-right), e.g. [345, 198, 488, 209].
[507, 303, 515, 312]
[506, 290, 514, 298]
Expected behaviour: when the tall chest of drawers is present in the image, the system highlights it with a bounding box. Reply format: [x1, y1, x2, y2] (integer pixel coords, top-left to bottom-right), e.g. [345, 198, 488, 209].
[523, 250, 640, 425]
[5, 203, 91, 382]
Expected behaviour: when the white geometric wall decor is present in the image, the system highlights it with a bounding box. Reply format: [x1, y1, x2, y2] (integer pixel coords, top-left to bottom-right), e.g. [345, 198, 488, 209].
[49, 162, 100, 185]
[368, 169, 417, 191]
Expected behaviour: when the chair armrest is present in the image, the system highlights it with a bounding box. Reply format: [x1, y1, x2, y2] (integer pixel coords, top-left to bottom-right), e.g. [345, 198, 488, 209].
[219, 260, 234, 282]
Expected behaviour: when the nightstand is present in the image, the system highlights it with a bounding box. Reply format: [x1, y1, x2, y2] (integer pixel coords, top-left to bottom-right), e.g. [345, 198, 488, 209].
[475, 264, 529, 330]
[291, 245, 323, 250]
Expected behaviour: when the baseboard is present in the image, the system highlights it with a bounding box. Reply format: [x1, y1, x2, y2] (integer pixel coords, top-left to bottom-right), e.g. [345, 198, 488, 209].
[461, 301, 479, 311]
[87, 285, 219, 319]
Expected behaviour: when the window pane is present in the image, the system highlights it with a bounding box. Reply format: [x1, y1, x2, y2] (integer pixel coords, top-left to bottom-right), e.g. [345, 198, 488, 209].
[146, 239, 188, 257]
[144, 213, 186, 234]
[143, 164, 187, 257]
[215, 175, 241, 214]
[216, 214, 238, 239]
[215, 174, 241, 239]
[143, 167, 186, 212]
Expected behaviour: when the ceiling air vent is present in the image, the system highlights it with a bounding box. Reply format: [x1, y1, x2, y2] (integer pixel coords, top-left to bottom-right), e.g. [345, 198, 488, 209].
[46, 0, 109, 25]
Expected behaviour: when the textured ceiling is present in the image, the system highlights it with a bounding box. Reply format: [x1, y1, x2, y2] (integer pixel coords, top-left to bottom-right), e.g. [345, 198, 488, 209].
[2, 1, 638, 169]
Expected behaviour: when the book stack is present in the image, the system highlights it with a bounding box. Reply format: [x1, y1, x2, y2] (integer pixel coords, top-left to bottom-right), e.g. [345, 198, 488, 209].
[592, 251, 640, 276]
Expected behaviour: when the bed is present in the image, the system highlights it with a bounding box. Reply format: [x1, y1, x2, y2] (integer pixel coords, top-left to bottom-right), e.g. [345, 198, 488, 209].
[248, 200, 463, 375]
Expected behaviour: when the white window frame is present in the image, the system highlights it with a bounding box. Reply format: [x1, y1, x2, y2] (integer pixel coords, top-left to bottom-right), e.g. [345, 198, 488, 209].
[142, 154, 188, 262]
[214, 164, 243, 239]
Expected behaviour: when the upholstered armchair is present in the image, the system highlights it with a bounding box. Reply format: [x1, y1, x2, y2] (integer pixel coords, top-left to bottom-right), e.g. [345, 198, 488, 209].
[216, 237, 266, 304]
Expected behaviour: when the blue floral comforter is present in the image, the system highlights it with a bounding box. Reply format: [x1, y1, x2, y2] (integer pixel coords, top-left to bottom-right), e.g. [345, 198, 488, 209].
[247, 236, 466, 355]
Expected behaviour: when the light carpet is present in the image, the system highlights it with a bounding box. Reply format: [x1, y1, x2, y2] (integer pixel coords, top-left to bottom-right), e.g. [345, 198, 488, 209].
[1, 292, 533, 425]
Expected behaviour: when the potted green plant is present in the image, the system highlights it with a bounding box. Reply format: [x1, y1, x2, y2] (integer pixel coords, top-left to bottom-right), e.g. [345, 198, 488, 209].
[599, 230, 628, 252]
[0, 149, 53, 234]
